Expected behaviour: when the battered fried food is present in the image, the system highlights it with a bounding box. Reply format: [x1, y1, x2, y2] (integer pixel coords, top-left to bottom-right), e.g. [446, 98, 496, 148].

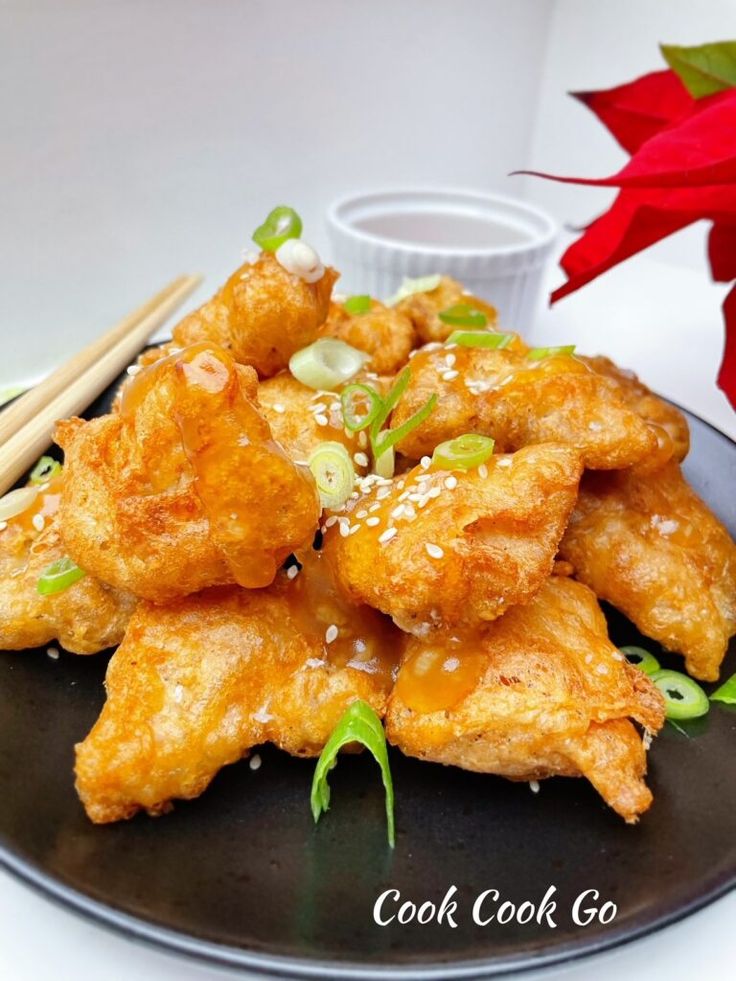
[57, 343, 319, 603]
[394, 276, 498, 344]
[75, 551, 401, 823]
[386, 576, 665, 823]
[560, 462, 736, 681]
[0, 476, 135, 653]
[321, 443, 583, 633]
[581, 355, 690, 464]
[172, 252, 338, 377]
[322, 298, 415, 374]
[390, 344, 658, 469]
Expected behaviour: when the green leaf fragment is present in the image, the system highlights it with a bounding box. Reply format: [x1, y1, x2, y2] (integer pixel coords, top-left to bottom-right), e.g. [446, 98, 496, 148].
[660, 40, 736, 99]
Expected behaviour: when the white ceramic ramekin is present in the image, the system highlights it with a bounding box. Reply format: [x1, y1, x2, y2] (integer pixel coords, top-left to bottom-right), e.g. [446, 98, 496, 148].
[326, 188, 556, 330]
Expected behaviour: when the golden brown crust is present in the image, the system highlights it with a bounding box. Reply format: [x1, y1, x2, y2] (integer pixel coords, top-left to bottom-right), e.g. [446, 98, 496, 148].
[322, 298, 415, 374]
[560, 462, 736, 681]
[395, 276, 498, 345]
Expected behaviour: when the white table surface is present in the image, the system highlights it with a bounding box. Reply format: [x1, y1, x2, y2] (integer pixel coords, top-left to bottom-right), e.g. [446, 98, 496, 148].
[1, 254, 735, 980]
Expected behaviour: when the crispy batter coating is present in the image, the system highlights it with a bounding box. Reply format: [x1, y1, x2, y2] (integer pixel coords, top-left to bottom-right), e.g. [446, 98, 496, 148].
[322, 443, 582, 633]
[581, 355, 690, 465]
[386, 576, 665, 823]
[57, 343, 319, 603]
[75, 551, 401, 823]
[322, 299, 415, 374]
[258, 372, 369, 470]
[395, 276, 498, 344]
[172, 252, 338, 377]
[391, 344, 658, 469]
[560, 462, 736, 681]
[0, 476, 135, 653]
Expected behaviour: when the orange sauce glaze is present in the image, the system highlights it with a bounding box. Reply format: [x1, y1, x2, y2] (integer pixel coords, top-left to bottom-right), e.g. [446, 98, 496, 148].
[7, 473, 64, 536]
[393, 634, 488, 714]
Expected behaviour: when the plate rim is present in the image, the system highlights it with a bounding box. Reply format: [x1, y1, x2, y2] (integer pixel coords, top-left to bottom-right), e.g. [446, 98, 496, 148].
[1, 402, 735, 978]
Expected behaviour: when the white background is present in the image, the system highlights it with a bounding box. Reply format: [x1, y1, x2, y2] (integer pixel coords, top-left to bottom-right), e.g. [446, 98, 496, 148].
[1, 0, 735, 978]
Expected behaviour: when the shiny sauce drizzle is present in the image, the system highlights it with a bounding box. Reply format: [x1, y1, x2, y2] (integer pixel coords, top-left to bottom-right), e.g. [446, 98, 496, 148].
[394, 634, 489, 714]
[7, 473, 64, 535]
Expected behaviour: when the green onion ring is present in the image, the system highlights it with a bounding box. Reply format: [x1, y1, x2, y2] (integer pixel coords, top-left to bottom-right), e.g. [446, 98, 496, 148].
[374, 394, 437, 459]
[37, 556, 86, 596]
[252, 205, 303, 252]
[388, 274, 442, 306]
[620, 645, 660, 676]
[374, 443, 395, 479]
[447, 329, 514, 350]
[438, 304, 487, 328]
[340, 384, 383, 432]
[343, 294, 372, 315]
[527, 344, 576, 361]
[308, 442, 355, 510]
[289, 339, 368, 391]
[432, 433, 495, 471]
[711, 672, 736, 705]
[30, 456, 62, 484]
[650, 669, 710, 720]
[369, 368, 411, 445]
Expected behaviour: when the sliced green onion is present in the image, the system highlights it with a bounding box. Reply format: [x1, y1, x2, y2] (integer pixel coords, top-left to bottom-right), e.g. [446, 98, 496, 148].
[0, 486, 39, 522]
[374, 394, 437, 460]
[438, 304, 487, 328]
[289, 339, 368, 391]
[620, 645, 660, 676]
[340, 384, 383, 432]
[311, 699, 395, 847]
[388, 274, 442, 306]
[527, 344, 576, 361]
[650, 669, 709, 720]
[29, 456, 62, 484]
[432, 433, 495, 471]
[308, 442, 355, 510]
[252, 205, 303, 252]
[37, 556, 86, 596]
[343, 294, 372, 315]
[447, 329, 514, 349]
[374, 443, 395, 479]
[369, 368, 411, 444]
[710, 672, 736, 705]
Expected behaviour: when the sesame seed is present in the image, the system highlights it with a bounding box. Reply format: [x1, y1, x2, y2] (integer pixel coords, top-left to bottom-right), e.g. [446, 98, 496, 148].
[46, 647, 59, 660]
[126, 364, 142, 376]
[442, 370, 459, 381]
[272, 403, 286, 413]
[324, 515, 338, 527]
[358, 431, 368, 448]
[391, 505, 405, 519]
[478, 464, 489, 479]
[444, 476, 458, 490]
[529, 780, 540, 794]
[420, 456, 431, 469]
[310, 402, 327, 412]
[314, 414, 329, 427]
[286, 565, 300, 580]
[356, 509, 368, 519]
[353, 452, 369, 467]
[32, 514, 45, 532]
[230, 512, 238, 520]
[427, 486, 441, 499]
[339, 522, 350, 537]
[376, 487, 391, 500]
[425, 543, 444, 559]
[369, 502, 381, 512]
[497, 458, 512, 468]
[325, 624, 339, 644]
[349, 523, 361, 534]
[403, 504, 416, 520]
[444, 353, 456, 368]
[366, 516, 380, 527]
[379, 527, 397, 544]
[249, 754, 262, 771]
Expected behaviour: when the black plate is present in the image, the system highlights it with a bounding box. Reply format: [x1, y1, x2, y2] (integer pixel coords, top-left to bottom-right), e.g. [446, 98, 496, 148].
[1, 399, 735, 979]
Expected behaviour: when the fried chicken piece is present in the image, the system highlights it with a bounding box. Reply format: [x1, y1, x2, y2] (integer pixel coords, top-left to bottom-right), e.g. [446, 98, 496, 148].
[57, 343, 319, 603]
[322, 298, 415, 374]
[560, 462, 736, 681]
[386, 576, 665, 823]
[321, 443, 582, 633]
[75, 550, 401, 823]
[581, 355, 690, 465]
[258, 372, 369, 471]
[394, 276, 498, 344]
[172, 252, 338, 377]
[390, 344, 658, 469]
[0, 475, 135, 653]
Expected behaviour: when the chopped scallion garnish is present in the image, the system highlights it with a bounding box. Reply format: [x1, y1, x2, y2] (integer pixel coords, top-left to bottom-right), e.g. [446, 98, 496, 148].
[650, 669, 709, 720]
[308, 442, 355, 510]
[37, 556, 86, 596]
[438, 304, 487, 328]
[387, 274, 442, 306]
[527, 344, 576, 361]
[373, 394, 437, 464]
[374, 443, 395, 479]
[620, 645, 660, 676]
[447, 329, 514, 350]
[0, 486, 39, 522]
[710, 672, 736, 705]
[343, 294, 372, 315]
[311, 699, 395, 847]
[289, 339, 368, 391]
[252, 205, 303, 252]
[29, 456, 62, 485]
[432, 433, 495, 471]
[340, 384, 384, 432]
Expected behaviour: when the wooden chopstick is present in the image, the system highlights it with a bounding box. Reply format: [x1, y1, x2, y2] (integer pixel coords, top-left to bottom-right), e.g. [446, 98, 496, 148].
[0, 274, 202, 496]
